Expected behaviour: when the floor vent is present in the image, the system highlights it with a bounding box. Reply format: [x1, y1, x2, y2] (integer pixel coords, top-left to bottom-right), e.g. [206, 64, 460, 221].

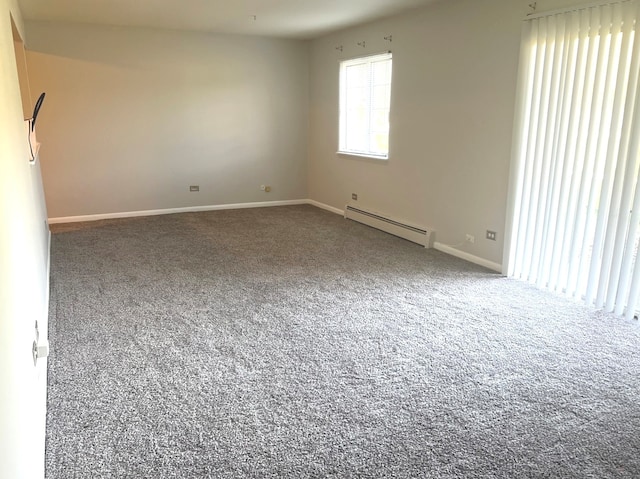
[344, 205, 434, 248]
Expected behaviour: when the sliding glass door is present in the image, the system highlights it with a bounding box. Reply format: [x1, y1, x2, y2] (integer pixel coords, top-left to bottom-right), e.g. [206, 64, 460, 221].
[505, 0, 640, 320]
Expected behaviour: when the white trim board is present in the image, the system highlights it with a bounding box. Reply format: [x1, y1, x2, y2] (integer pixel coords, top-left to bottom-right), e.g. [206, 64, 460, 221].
[45, 229, 51, 313]
[48, 199, 309, 224]
[306, 200, 344, 216]
[433, 242, 503, 273]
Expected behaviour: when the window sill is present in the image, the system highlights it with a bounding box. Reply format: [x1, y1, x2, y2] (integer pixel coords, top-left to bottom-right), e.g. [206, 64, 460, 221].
[337, 151, 389, 161]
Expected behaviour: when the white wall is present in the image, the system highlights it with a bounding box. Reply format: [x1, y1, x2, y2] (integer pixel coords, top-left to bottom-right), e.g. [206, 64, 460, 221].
[25, 22, 309, 219]
[12, 37, 30, 116]
[308, 0, 576, 266]
[0, 1, 50, 478]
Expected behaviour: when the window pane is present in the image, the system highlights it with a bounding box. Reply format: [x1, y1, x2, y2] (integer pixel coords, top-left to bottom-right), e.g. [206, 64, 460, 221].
[372, 59, 392, 85]
[369, 132, 389, 155]
[346, 63, 368, 88]
[370, 109, 389, 133]
[372, 85, 390, 110]
[347, 126, 367, 151]
[347, 86, 368, 110]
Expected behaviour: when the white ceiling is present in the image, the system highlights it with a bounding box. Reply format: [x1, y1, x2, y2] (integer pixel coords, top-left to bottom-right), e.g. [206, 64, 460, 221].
[18, 0, 439, 39]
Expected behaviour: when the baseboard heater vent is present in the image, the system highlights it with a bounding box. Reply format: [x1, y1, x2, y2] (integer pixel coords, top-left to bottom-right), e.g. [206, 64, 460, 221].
[344, 205, 434, 248]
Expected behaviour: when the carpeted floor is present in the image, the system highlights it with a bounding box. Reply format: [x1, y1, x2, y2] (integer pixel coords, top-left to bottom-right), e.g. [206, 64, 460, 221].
[46, 205, 640, 478]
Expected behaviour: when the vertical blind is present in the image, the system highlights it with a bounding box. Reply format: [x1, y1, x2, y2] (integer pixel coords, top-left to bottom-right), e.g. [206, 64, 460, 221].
[505, 0, 640, 320]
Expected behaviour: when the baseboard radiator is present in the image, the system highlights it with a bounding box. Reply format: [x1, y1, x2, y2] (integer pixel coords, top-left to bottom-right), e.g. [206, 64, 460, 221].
[344, 205, 434, 248]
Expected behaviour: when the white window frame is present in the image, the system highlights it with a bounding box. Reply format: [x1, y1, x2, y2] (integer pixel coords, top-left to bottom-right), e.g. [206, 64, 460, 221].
[338, 52, 392, 160]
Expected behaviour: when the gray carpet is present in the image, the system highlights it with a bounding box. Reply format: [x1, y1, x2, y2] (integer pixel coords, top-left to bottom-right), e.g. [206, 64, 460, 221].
[46, 205, 640, 478]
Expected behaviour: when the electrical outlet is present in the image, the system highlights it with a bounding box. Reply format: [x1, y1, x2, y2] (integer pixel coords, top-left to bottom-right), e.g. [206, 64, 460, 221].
[190, 185, 199, 192]
[352, 193, 358, 200]
[465, 234, 475, 244]
[486, 230, 497, 241]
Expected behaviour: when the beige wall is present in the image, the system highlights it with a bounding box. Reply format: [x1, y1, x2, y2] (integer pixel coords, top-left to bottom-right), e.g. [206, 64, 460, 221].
[0, 1, 50, 478]
[308, 0, 576, 266]
[25, 22, 309, 218]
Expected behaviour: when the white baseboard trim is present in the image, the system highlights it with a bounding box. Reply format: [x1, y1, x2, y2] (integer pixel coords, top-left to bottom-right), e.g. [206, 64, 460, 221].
[433, 242, 502, 273]
[46, 228, 51, 285]
[48, 199, 309, 224]
[306, 200, 344, 216]
[45, 229, 51, 320]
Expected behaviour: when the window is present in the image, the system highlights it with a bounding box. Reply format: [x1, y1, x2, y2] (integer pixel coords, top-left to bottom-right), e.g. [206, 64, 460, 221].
[339, 52, 392, 159]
